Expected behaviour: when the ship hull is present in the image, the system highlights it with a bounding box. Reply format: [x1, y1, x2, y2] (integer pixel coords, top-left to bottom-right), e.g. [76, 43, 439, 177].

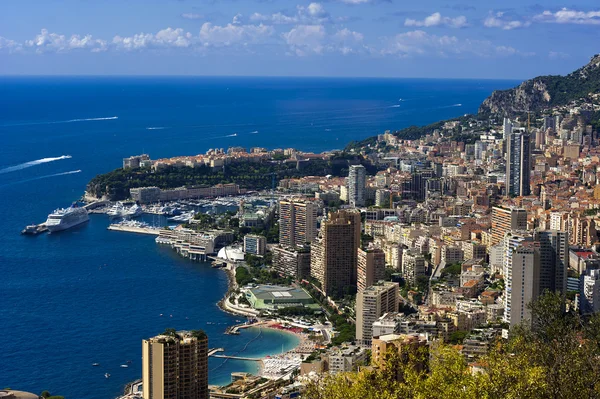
[46, 215, 90, 233]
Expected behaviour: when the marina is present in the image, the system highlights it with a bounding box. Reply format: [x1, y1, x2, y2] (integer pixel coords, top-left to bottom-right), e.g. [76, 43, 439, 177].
[107, 221, 161, 235]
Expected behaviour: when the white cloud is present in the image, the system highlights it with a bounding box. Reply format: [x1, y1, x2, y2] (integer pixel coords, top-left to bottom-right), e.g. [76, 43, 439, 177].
[534, 8, 600, 25]
[383, 30, 529, 58]
[0, 36, 21, 52]
[281, 25, 366, 56]
[405, 12, 468, 28]
[250, 12, 297, 24]
[282, 24, 326, 56]
[249, 2, 331, 25]
[549, 51, 569, 59]
[23, 29, 107, 53]
[111, 23, 273, 51]
[181, 13, 204, 20]
[331, 28, 365, 55]
[1, 26, 528, 59]
[333, 28, 364, 42]
[232, 13, 243, 25]
[199, 23, 274, 47]
[307, 2, 327, 18]
[112, 28, 192, 51]
[484, 12, 530, 30]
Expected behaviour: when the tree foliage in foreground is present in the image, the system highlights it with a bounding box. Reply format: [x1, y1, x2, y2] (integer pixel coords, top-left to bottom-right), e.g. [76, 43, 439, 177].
[306, 292, 600, 399]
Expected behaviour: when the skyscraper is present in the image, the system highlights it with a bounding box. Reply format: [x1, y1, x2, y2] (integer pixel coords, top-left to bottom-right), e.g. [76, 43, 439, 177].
[503, 235, 540, 326]
[491, 206, 528, 245]
[503, 117, 512, 140]
[278, 198, 318, 248]
[503, 229, 568, 326]
[310, 209, 361, 297]
[142, 330, 208, 399]
[357, 247, 386, 291]
[534, 230, 568, 295]
[409, 170, 434, 201]
[505, 127, 531, 197]
[356, 281, 399, 346]
[348, 165, 366, 207]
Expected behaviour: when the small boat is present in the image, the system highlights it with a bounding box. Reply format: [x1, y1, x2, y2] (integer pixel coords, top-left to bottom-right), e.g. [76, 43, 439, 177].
[92, 363, 100, 367]
[120, 364, 129, 368]
[105, 373, 111, 378]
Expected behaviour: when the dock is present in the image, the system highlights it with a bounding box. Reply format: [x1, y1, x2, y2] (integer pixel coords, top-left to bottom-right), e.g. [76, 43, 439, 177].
[107, 225, 160, 235]
[21, 224, 48, 235]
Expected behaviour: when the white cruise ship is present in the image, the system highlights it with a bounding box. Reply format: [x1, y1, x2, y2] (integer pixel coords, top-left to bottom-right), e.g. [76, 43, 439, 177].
[45, 204, 89, 233]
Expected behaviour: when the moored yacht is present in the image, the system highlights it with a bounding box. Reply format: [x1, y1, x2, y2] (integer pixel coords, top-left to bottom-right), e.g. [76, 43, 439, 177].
[107, 202, 127, 218]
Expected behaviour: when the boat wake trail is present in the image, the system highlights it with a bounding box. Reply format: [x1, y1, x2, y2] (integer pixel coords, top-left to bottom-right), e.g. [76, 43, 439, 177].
[66, 116, 118, 123]
[1, 116, 118, 127]
[0, 170, 81, 189]
[436, 103, 463, 109]
[225, 133, 238, 137]
[146, 127, 167, 130]
[250, 130, 259, 134]
[388, 104, 401, 108]
[0, 155, 72, 174]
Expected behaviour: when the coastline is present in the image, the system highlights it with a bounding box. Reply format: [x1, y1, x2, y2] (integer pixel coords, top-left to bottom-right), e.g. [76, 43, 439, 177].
[214, 266, 312, 380]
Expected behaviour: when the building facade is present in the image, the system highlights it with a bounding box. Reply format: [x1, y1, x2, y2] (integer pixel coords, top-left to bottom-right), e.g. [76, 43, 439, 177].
[491, 206, 527, 245]
[401, 249, 426, 286]
[310, 210, 361, 297]
[581, 268, 600, 314]
[243, 235, 266, 256]
[142, 330, 208, 399]
[356, 282, 399, 347]
[278, 198, 318, 249]
[357, 247, 386, 292]
[272, 246, 311, 280]
[348, 165, 366, 207]
[505, 128, 531, 197]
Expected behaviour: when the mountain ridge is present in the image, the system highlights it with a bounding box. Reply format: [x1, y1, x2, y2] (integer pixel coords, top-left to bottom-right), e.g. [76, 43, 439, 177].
[479, 54, 600, 117]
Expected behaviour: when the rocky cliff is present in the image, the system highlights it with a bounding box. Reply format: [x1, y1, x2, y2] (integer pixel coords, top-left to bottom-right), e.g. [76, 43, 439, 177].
[479, 54, 600, 117]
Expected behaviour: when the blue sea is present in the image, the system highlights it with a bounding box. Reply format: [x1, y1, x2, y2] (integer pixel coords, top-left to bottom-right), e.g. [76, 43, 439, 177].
[0, 76, 517, 398]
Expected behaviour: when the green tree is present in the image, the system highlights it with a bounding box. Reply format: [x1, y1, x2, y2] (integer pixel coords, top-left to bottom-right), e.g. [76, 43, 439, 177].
[308, 292, 600, 399]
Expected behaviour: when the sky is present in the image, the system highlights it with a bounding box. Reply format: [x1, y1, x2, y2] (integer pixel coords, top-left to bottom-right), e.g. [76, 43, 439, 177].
[0, 0, 599, 79]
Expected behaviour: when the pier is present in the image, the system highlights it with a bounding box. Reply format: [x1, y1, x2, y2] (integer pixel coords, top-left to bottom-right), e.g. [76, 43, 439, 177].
[210, 354, 262, 362]
[107, 225, 161, 235]
[207, 347, 261, 361]
[208, 348, 225, 356]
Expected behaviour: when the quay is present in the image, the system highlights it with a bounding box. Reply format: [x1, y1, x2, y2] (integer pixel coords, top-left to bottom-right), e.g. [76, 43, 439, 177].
[107, 225, 160, 235]
[21, 224, 48, 235]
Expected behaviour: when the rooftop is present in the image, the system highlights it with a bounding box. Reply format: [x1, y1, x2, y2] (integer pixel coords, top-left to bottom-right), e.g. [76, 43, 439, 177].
[248, 285, 312, 301]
